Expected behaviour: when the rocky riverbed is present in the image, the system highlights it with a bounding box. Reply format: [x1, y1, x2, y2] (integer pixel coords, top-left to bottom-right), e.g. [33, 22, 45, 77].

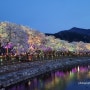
[0, 57, 90, 89]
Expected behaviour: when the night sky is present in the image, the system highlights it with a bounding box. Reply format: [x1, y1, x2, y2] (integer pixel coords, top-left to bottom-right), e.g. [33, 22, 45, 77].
[0, 0, 90, 33]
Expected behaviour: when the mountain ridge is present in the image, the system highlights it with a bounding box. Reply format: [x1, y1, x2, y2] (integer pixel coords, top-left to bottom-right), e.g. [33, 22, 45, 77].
[45, 27, 90, 43]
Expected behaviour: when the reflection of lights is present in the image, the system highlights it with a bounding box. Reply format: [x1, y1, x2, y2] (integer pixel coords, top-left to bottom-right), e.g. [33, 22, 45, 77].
[77, 66, 89, 80]
[28, 80, 31, 86]
[69, 71, 74, 78]
[45, 74, 60, 89]
[55, 77, 60, 84]
[79, 67, 88, 72]
[59, 72, 64, 77]
[88, 65, 90, 69]
[72, 67, 77, 73]
[78, 66, 80, 72]
[70, 71, 72, 76]
[45, 81, 54, 89]
[87, 71, 90, 78]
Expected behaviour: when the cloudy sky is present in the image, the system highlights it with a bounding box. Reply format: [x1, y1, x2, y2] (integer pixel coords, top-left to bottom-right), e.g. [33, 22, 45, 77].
[0, 0, 90, 33]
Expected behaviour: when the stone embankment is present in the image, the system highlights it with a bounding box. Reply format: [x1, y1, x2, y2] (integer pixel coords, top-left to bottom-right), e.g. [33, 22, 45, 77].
[0, 57, 90, 89]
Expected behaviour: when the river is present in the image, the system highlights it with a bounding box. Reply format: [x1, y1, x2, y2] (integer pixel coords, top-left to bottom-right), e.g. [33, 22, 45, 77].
[6, 65, 90, 90]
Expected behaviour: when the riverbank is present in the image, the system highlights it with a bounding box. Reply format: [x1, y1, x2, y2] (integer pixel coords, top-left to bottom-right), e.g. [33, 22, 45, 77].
[0, 57, 90, 89]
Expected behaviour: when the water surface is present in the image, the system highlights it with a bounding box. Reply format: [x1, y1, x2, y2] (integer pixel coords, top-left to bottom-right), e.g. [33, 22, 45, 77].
[6, 65, 90, 90]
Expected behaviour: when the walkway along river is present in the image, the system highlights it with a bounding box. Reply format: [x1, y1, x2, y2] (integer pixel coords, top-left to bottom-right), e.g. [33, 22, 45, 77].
[0, 57, 90, 89]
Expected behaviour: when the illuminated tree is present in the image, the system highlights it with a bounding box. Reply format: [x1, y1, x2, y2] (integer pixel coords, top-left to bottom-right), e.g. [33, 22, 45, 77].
[0, 21, 90, 55]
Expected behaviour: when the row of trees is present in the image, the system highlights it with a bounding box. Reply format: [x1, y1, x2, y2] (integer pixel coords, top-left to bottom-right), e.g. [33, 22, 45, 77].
[0, 22, 90, 56]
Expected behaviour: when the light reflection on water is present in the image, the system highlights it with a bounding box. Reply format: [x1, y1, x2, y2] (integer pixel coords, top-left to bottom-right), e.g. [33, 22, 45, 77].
[6, 65, 90, 90]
